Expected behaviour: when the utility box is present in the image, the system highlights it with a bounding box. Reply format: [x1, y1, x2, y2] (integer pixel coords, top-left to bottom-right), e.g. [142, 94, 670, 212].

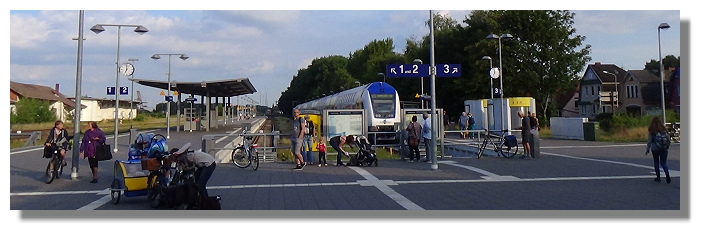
[583, 122, 600, 141]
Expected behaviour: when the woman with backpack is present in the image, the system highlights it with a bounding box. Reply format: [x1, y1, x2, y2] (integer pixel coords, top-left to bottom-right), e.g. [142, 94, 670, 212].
[645, 116, 671, 184]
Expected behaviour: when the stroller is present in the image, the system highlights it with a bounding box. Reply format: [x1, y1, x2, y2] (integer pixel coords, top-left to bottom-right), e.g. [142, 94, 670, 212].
[348, 136, 378, 167]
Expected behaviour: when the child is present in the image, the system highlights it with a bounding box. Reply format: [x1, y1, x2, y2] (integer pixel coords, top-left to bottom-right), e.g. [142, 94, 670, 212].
[317, 137, 328, 167]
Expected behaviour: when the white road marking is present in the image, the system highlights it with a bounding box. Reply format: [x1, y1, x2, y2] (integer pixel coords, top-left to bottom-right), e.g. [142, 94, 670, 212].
[542, 152, 681, 175]
[77, 195, 112, 210]
[348, 166, 424, 210]
[438, 160, 520, 181]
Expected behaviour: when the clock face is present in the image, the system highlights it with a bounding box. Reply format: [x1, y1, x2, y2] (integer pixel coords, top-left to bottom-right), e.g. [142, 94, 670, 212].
[490, 67, 500, 79]
[120, 63, 134, 76]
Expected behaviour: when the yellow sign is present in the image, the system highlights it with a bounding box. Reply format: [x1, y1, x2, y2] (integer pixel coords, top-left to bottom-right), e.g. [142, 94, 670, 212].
[173, 91, 179, 95]
[415, 93, 420, 98]
[159, 91, 165, 96]
[508, 97, 532, 107]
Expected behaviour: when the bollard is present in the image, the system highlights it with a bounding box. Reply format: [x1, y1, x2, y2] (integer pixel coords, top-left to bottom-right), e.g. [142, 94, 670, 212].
[530, 130, 540, 158]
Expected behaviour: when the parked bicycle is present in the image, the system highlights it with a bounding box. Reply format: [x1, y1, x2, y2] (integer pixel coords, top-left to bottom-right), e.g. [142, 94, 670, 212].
[44, 137, 72, 184]
[231, 131, 259, 171]
[476, 129, 519, 158]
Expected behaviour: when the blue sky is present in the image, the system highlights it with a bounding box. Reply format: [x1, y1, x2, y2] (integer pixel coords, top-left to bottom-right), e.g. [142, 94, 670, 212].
[7, 7, 684, 110]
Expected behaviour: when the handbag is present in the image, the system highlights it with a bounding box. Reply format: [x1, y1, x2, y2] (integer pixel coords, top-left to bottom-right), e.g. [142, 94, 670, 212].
[409, 136, 419, 146]
[95, 143, 113, 161]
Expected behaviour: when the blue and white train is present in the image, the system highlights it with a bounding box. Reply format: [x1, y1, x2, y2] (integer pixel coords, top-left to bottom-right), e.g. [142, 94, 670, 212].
[295, 82, 401, 142]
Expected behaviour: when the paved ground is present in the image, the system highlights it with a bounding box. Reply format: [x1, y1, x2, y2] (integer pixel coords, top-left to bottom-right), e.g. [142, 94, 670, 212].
[10, 117, 684, 219]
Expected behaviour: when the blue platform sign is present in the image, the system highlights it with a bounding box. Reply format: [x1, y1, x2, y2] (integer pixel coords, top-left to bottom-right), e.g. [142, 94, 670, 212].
[185, 97, 197, 102]
[436, 64, 462, 77]
[165, 96, 173, 102]
[107, 86, 128, 95]
[386, 64, 430, 78]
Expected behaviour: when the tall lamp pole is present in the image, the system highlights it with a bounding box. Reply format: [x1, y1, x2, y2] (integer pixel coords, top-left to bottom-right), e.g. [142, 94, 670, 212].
[602, 71, 618, 114]
[127, 58, 138, 129]
[152, 53, 189, 139]
[486, 33, 513, 130]
[658, 23, 670, 124]
[482, 56, 493, 130]
[91, 23, 148, 152]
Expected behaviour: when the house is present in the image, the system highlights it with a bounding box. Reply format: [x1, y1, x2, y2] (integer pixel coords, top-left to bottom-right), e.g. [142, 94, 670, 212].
[574, 62, 674, 119]
[10, 81, 78, 122]
[558, 85, 581, 118]
[575, 63, 628, 119]
[68, 97, 139, 122]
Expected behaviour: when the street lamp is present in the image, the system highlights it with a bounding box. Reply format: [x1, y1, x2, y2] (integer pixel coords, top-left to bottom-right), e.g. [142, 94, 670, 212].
[482, 55, 493, 130]
[377, 72, 385, 83]
[127, 58, 138, 129]
[486, 33, 513, 130]
[602, 70, 619, 114]
[413, 58, 424, 108]
[91, 23, 148, 152]
[658, 22, 670, 124]
[152, 53, 189, 139]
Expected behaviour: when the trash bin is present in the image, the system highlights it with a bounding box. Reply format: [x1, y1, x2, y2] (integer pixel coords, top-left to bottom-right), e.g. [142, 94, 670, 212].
[583, 122, 600, 141]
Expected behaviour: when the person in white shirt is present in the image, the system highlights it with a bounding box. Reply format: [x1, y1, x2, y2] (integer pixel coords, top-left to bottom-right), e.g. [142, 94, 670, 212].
[170, 143, 216, 197]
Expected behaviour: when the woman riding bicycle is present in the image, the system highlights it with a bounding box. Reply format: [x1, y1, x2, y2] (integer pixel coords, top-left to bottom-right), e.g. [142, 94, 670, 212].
[44, 120, 70, 165]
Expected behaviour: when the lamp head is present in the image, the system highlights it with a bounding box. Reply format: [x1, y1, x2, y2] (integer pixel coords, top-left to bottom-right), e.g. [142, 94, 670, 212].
[500, 34, 514, 39]
[134, 26, 149, 35]
[179, 54, 189, 60]
[658, 23, 670, 30]
[90, 24, 105, 34]
[482, 56, 492, 60]
[486, 34, 499, 39]
[413, 59, 423, 64]
[151, 54, 161, 60]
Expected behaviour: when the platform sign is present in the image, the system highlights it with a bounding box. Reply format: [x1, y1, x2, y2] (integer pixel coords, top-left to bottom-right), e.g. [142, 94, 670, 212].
[436, 64, 461, 77]
[185, 97, 197, 102]
[119, 87, 128, 95]
[107, 87, 129, 95]
[386, 64, 430, 78]
[165, 96, 173, 102]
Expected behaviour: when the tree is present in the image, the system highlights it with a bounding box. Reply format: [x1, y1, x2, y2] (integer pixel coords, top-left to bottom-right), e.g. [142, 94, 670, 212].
[10, 98, 56, 124]
[644, 55, 680, 70]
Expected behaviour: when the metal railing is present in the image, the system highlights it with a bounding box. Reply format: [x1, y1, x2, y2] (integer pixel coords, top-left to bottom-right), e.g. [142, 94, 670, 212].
[202, 131, 285, 163]
[10, 131, 42, 148]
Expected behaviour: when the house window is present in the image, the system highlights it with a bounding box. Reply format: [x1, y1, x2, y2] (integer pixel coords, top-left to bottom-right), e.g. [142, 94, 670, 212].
[627, 85, 639, 98]
[591, 86, 595, 96]
[580, 105, 586, 115]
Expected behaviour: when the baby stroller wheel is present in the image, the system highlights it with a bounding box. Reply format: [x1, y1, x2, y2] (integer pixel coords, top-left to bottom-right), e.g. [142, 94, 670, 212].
[110, 179, 122, 204]
[373, 159, 378, 167]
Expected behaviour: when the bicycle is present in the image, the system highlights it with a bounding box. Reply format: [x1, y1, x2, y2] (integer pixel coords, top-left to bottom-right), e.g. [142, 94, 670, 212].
[44, 138, 72, 184]
[476, 129, 519, 158]
[146, 152, 174, 208]
[231, 131, 259, 171]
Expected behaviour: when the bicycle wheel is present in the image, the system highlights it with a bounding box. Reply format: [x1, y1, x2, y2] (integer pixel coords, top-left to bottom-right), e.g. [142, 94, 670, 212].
[110, 179, 122, 204]
[56, 159, 64, 179]
[500, 143, 519, 158]
[44, 158, 56, 184]
[231, 147, 250, 168]
[251, 151, 259, 171]
[477, 138, 488, 159]
[147, 173, 163, 208]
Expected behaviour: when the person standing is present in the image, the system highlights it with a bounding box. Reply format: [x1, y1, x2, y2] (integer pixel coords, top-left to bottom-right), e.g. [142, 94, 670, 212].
[79, 121, 106, 183]
[302, 115, 315, 166]
[458, 112, 469, 139]
[513, 111, 532, 159]
[44, 120, 70, 164]
[329, 135, 355, 166]
[291, 109, 306, 170]
[406, 115, 422, 162]
[421, 113, 432, 162]
[468, 112, 476, 139]
[316, 137, 328, 167]
[646, 117, 671, 183]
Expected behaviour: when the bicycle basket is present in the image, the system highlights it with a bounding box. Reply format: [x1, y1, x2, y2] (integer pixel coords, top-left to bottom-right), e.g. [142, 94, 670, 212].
[504, 135, 518, 147]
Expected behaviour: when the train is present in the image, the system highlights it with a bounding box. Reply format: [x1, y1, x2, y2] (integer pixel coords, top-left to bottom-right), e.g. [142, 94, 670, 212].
[295, 82, 401, 143]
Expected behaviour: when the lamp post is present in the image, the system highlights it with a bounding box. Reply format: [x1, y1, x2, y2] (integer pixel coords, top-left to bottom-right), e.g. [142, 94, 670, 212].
[482, 56, 493, 130]
[377, 72, 385, 83]
[486, 33, 513, 130]
[127, 58, 138, 129]
[91, 23, 148, 152]
[602, 71, 619, 114]
[658, 23, 670, 124]
[413, 58, 424, 108]
[152, 53, 189, 139]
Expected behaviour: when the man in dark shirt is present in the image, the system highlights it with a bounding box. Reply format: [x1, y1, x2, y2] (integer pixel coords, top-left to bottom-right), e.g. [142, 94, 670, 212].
[514, 111, 532, 159]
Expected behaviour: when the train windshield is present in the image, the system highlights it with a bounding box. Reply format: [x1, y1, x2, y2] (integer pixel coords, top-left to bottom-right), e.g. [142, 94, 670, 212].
[370, 94, 395, 118]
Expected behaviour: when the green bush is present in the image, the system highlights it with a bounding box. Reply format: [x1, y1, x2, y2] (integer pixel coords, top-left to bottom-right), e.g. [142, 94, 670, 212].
[10, 98, 56, 124]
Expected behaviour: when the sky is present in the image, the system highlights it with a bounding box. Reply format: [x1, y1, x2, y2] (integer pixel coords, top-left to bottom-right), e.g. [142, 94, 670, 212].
[7, 7, 682, 110]
[3, 1, 703, 232]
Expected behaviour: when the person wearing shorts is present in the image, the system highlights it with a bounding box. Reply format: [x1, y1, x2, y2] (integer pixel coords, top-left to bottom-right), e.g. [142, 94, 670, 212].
[291, 109, 306, 170]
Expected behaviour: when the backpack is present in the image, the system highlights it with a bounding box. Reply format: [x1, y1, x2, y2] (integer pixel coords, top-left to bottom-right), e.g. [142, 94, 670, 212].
[654, 132, 671, 150]
[304, 120, 314, 135]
